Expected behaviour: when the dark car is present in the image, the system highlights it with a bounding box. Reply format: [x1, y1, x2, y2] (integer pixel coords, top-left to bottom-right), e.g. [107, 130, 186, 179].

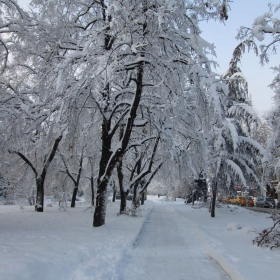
[277, 201, 280, 209]
[256, 197, 275, 208]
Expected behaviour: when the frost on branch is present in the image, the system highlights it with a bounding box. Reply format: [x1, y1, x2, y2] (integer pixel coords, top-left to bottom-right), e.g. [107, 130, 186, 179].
[253, 210, 280, 250]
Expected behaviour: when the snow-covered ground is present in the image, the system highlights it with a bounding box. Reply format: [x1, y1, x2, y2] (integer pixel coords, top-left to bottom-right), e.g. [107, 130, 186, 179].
[0, 196, 279, 280]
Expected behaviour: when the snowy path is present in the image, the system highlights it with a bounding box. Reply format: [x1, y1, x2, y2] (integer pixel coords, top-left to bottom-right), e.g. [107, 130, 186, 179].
[119, 204, 230, 280]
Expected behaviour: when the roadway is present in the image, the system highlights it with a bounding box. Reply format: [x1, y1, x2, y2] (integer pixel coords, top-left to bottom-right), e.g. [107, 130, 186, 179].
[244, 206, 280, 213]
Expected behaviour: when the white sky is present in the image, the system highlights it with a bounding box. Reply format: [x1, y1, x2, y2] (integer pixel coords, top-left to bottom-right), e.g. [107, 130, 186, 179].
[18, 0, 278, 114]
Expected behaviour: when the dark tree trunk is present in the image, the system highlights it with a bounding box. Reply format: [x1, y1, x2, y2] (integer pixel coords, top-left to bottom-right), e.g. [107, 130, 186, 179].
[71, 186, 78, 208]
[211, 191, 216, 217]
[93, 2, 113, 227]
[93, 125, 113, 225]
[118, 156, 127, 213]
[141, 192, 145, 205]
[109, 180, 116, 203]
[120, 188, 127, 213]
[93, 179, 108, 227]
[91, 176, 94, 206]
[112, 188, 116, 202]
[131, 150, 142, 210]
[93, 47, 144, 226]
[117, 124, 125, 212]
[211, 180, 217, 218]
[192, 193, 195, 205]
[35, 177, 44, 212]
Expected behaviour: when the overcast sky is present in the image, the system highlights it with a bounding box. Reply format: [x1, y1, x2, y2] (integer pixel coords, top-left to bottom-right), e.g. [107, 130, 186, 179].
[17, 0, 278, 115]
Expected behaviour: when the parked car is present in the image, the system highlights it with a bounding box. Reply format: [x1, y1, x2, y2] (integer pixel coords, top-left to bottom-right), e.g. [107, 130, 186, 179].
[239, 197, 246, 206]
[247, 196, 254, 207]
[229, 197, 238, 204]
[255, 197, 275, 208]
[222, 196, 230, 204]
[237, 197, 254, 207]
[277, 200, 280, 209]
[236, 195, 242, 205]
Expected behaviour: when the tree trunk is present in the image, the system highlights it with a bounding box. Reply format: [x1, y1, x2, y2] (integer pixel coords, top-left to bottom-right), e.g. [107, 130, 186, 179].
[131, 183, 140, 210]
[93, 53, 144, 226]
[112, 188, 116, 202]
[118, 158, 126, 213]
[35, 177, 44, 212]
[192, 192, 195, 205]
[120, 188, 127, 213]
[93, 180, 108, 227]
[71, 186, 78, 208]
[211, 181, 217, 218]
[93, 82, 115, 224]
[91, 176, 94, 206]
[141, 192, 145, 205]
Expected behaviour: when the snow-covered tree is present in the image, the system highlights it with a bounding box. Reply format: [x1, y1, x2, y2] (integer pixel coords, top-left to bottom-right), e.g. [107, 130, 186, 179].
[1, 0, 232, 225]
[237, 3, 280, 187]
[253, 117, 273, 148]
[208, 41, 263, 212]
[49, 0, 230, 226]
[0, 0, 68, 211]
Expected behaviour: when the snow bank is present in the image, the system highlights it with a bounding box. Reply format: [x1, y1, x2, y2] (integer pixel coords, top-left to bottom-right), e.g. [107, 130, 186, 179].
[1, 198, 280, 280]
[0, 202, 153, 280]
[201, 239, 245, 280]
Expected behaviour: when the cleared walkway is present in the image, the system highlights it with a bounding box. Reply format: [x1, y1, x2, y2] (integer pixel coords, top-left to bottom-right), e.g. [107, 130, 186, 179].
[119, 204, 230, 280]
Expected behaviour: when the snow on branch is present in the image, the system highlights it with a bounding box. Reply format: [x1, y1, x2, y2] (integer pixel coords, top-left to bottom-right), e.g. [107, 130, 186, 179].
[231, 155, 261, 186]
[226, 118, 239, 151]
[8, 150, 37, 177]
[108, 106, 130, 137]
[127, 135, 157, 151]
[225, 159, 247, 187]
[227, 103, 258, 122]
[238, 136, 266, 156]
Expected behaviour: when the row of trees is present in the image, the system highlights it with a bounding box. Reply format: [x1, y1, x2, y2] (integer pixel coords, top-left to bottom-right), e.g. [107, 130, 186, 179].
[0, 0, 278, 225]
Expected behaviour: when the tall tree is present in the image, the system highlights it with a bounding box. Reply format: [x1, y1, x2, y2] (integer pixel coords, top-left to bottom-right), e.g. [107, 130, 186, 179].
[0, 0, 68, 210]
[1, 0, 231, 225]
[208, 41, 263, 207]
[237, 3, 280, 187]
